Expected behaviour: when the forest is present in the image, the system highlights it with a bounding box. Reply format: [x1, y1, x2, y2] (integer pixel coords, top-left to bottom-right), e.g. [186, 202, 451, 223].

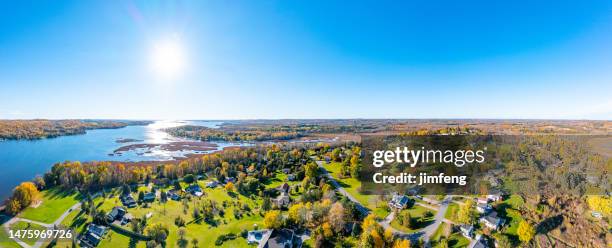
[0, 119, 149, 140]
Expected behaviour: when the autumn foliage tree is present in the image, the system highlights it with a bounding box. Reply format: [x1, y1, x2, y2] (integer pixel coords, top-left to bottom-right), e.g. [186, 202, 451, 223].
[6, 182, 41, 215]
[457, 199, 477, 224]
[225, 182, 235, 192]
[328, 202, 345, 232]
[517, 220, 535, 243]
[263, 210, 283, 229]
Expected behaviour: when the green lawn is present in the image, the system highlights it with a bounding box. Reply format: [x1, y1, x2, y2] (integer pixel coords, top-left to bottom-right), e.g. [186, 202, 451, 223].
[264, 171, 300, 189]
[59, 207, 91, 235]
[8, 221, 47, 246]
[447, 232, 470, 248]
[501, 195, 524, 210]
[502, 208, 523, 236]
[98, 230, 145, 248]
[390, 205, 436, 233]
[0, 225, 21, 248]
[444, 203, 460, 222]
[19, 187, 82, 223]
[430, 222, 450, 243]
[322, 162, 389, 218]
[93, 183, 264, 248]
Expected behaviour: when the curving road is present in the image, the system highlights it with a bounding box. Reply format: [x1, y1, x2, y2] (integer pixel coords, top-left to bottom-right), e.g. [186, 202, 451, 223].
[314, 159, 457, 246]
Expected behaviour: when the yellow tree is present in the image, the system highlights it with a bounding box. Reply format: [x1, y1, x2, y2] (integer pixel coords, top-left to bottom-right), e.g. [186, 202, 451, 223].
[322, 222, 333, 238]
[457, 199, 476, 224]
[225, 182, 235, 192]
[393, 239, 411, 248]
[517, 220, 535, 243]
[587, 196, 612, 215]
[263, 210, 283, 229]
[360, 214, 383, 248]
[12, 182, 41, 209]
[288, 203, 307, 225]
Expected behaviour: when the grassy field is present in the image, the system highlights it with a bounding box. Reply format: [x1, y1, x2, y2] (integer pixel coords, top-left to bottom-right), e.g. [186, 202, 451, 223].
[444, 202, 460, 223]
[323, 162, 389, 218]
[8, 221, 47, 246]
[430, 222, 450, 242]
[500, 195, 524, 210]
[390, 205, 436, 233]
[447, 232, 470, 248]
[263, 171, 299, 189]
[19, 187, 82, 224]
[93, 182, 264, 248]
[98, 230, 146, 248]
[0, 225, 21, 248]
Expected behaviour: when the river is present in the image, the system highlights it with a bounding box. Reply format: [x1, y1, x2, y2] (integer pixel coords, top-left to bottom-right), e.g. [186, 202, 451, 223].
[0, 120, 235, 200]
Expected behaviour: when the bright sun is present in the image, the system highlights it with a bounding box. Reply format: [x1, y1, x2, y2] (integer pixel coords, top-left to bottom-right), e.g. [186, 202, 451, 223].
[149, 36, 187, 81]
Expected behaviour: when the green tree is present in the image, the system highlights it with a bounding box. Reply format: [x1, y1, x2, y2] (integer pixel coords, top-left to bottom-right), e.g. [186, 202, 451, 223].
[305, 162, 319, 178]
[331, 148, 342, 162]
[147, 223, 169, 245]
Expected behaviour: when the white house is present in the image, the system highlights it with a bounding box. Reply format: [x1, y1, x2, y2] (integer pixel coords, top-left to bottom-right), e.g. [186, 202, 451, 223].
[479, 211, 504, 230]
[388, 192, 411, 209]
[459, 224, 474, 238]
[476, 203, 492, 214]
[486, 189, 504, 202]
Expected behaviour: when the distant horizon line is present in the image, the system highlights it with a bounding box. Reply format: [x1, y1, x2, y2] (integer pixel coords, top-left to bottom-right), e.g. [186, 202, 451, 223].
[1, 118, 610, 121]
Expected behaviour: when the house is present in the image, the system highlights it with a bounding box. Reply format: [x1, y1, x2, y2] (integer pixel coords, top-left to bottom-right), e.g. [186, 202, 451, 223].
[486, 189, 504, 202]
[143, 192, 156, 202]
[185, 185, 203, 197]
[388, 192, 411, 209]
[152, 178, 169, 186]
[282, 168, 291, 174]
[105, 207, 126, 223]
[120, 194, 137, 208]
[469, 234, 488, 248]
[287, 174, 297, 181]
[80, 224, 107, 247]
[206, 181, 218, 188]
[168, 190, 181, 201]
[225, 177, 236, 184]
[247, 229, 272, 246]
[276, 183, 290, 194]
[480, 211, 504, 230]
[459, 224, 474, 238]
[476, 203, 492, 214]
[274, 192, 291, 209]
[260, 229, 295, 248]
[343, 222, 358, 236]
[476, 197, 488, 204]
[120, 213, 133, 225]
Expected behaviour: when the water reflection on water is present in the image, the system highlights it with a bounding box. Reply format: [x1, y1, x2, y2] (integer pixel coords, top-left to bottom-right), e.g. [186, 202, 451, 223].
[0, 120, 229, 200]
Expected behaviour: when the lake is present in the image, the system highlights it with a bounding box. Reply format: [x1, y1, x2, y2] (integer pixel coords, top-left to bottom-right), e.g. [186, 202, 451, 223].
[0, 120, 235, 200]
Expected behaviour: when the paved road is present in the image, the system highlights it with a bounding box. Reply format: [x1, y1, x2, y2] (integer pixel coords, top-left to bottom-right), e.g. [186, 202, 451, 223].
[421, 195, 452, 246]
[314, 159, 467, 246]
[3, 192, 100, 248]
[315, 160, 370, 216]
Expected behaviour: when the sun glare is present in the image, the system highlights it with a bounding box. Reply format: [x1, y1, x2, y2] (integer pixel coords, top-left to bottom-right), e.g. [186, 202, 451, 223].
[149, 36, 187, 81]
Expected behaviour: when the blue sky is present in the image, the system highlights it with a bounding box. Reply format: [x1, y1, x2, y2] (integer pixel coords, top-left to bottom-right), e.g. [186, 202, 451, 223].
[1, 0, 611, 120]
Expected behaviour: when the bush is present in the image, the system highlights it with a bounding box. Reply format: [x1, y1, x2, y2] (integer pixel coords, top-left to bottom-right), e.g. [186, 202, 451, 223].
[215, 235, 225, 246]
[215, 232, 237, 246]
[425, 211, 434, 218]
[174, 216, 185, 227]
[240, 229, 248, 238]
